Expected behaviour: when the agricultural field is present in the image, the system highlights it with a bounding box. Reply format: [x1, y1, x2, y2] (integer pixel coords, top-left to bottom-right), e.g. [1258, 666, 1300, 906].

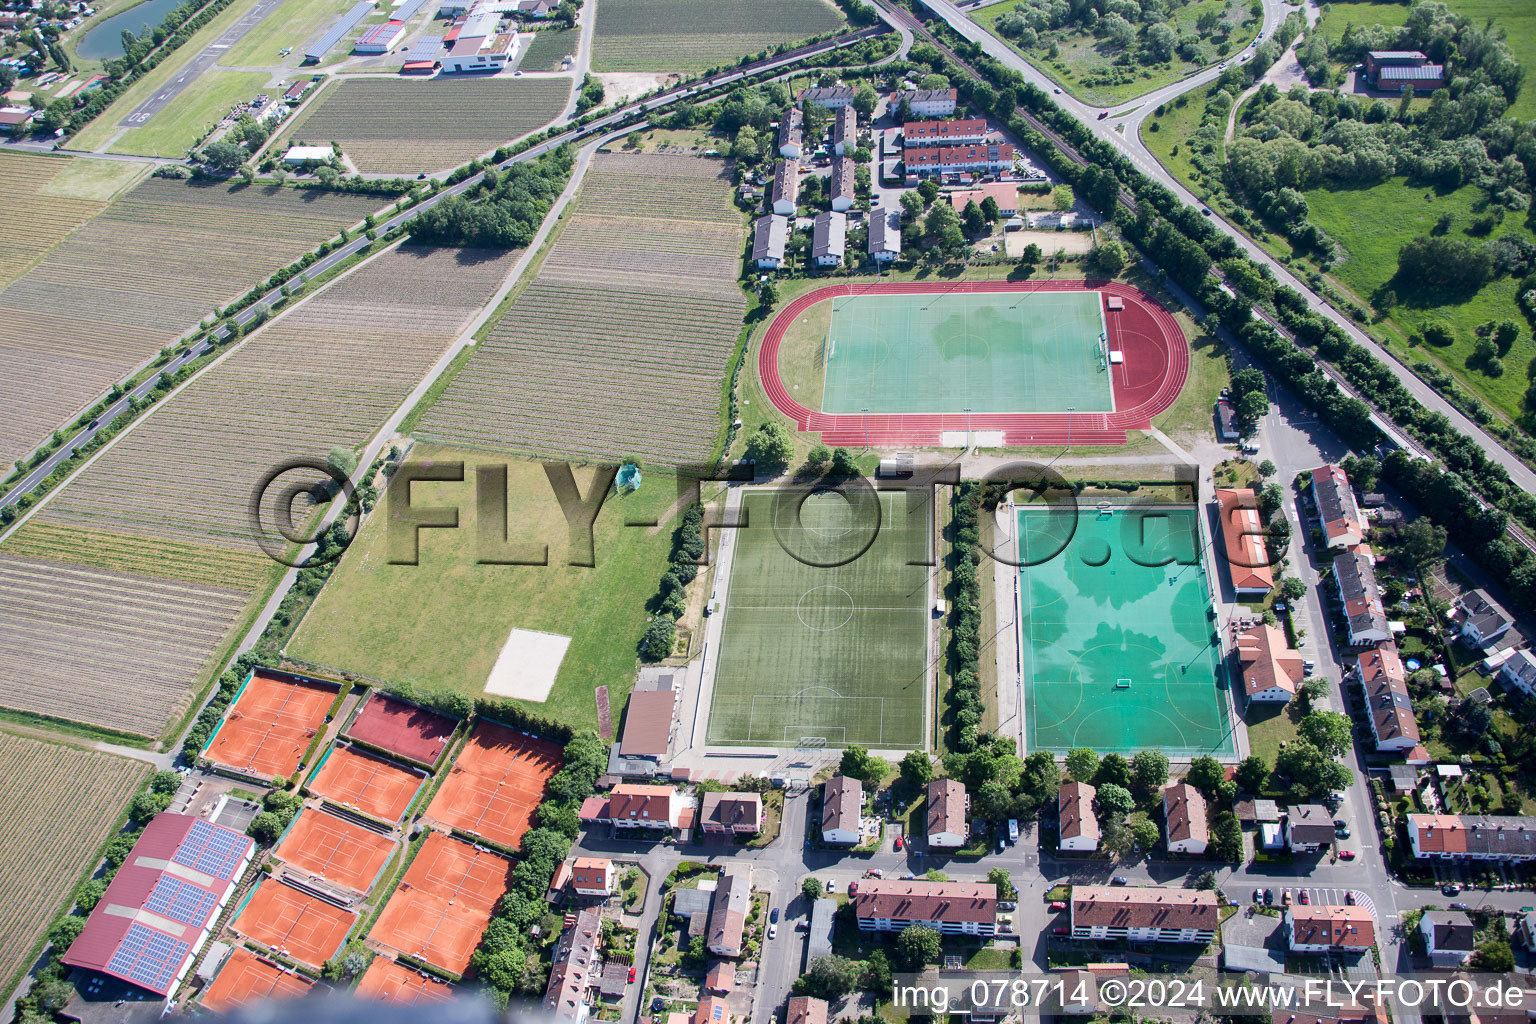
[0, 732, 148, 995]
[591, 0, 845, 73]
[108, 69, 270, 158]
[2, 245, 517, 738]
[289, 449, 678, 731]
[279, 77, 571, 174]
[3, 522, 277, 591]
[36, 245, 519, 551]
[0, 179, 384, 472]
[419, 154, 749, 465]
[520, 26, 578, 70]
[0, 552, 254, 736]
[0, 153, 145, 289]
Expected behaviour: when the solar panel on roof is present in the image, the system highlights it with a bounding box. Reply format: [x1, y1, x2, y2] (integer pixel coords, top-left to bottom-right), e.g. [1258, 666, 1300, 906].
[145, 875, 219, 926]
[106, 923, 189, 991]
[406, 34, 443, 60]
[172, 820, 246, 879]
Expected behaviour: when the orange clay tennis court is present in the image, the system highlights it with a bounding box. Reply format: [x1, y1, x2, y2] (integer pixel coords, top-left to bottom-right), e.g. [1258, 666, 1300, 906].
[203, 671, 336, 778]
[346, 692, 456, 766]
[201, 948, 313, 1013]
[309, 744, 423, 821]
[274, 808, 396, 893]
[425, 721, 562, 849]
[355, 957, 454, 1004]
[232, 878, 357, 969]
[368, 831, 513, 974]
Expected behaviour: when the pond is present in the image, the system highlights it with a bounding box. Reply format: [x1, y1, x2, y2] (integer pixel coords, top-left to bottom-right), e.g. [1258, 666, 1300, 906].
[76, 0, 187, 61]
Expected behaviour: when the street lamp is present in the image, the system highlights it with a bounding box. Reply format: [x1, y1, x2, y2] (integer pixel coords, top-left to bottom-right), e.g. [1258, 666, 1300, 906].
[862, 407, 869, 450]
[1067, 406, 1075, 452]
[965, 407, 972, 451]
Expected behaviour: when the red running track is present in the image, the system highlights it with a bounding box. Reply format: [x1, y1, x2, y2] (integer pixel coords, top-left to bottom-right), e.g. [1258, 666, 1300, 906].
[758, 279, 1188, 447]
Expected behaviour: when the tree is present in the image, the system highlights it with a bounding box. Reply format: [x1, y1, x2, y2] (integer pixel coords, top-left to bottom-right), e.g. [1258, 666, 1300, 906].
[1400, 517, 1447, 566]
[640, 617, 675, 660]
[802, 877, 824, 901]
[900, 751, 934, 789]
[862, 949, 892, 998]
[1095, 753, 1130, 788]
[201, 140, 246, 169]
[917, 177, 940, 204]
[1186, 756, 1225, 795]
[981, 195, 1001, 222]
[1299, 710, 1351, 758]
[804, 442, 831, 473]
[681, 935, 708, 969]
[830, 446, 858, 477]
[327, 445, 358, 481]
[1065, 747, 1100, 783]
[1193, 870, 1218, 890]
[1259, 459, 1277, 477]
[1132, 818, 1160, 852]
[1297, 676, 1327, 713]
[1397, 234, 1493, 294]
[839, 745, 889, 784]
[894, 925, 943, 970]
[1472, 940, 1514, 972]
[962, 199, 986, 237]
[1101, 12, 1135, 48]
[987, 868, 1017, 901]
[247, 811, 284, 844]
[1100, 817, 1133, 857]
[1051, 184, 1075, 212]
[1210, 814, 1243, 860]
[1281, 576, 1307, 600]
[744, 422, 794, 474]
[1088, 239, 1127, 276]
[1095, 782, 1134, 822]
[1235, 755, 1269, 793]
[900, 190, 924, 219]
[1238, 389, 1270, 422]
[1130, 750, 1169, 797]
[1021, 242, 1042, 265]
[1275, 740, 1352, 797]
[853, 83, 878, 116]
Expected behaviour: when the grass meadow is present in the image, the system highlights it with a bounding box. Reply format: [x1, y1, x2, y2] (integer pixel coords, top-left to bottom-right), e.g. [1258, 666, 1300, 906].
[288, 449, 679, 732]
[109, 70, 270, 157]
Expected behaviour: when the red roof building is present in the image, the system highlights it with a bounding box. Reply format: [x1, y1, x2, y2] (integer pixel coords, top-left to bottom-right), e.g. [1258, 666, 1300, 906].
[903, 143, 1014, 181]
[63, 814, 254, 996]
[902, 118, 988, 148]
[1216, 488, 1274, 595]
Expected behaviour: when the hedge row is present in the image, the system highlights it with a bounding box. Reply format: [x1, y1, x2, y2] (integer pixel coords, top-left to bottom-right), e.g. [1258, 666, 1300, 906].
[640, 500, 705, 661]
[945, 483, 986, 753]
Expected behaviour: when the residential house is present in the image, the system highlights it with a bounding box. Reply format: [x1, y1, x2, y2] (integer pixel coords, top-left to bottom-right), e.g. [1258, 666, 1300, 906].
[903, 142, 1014, 182]
[1058, 781, 1100, 852]
[1163, 783, 1209, 856]
[777, 107, 804, 159]
[1456, 589, 1512, 650]
[579, 784, 682, 832]
[832, 105, 857, 155]
[1285, 805, 1336, 852]
[1216, 488, 1276, 596]
[752, 215, 788, 270]
[571, 857, 614, 897]
[704, 961, 734, 995]
[799, 85, 855, 109]
[544, 908, 602, 1023]
[812, 211, 846, 267]
[902, 118, 988, 148]
[895, 87, 958, 116]
[787, 996, 829, 1024]
[1406, 813, 1536, 862]
[926, 779, 968, 848]
[829, 156, 855, 212]
[1312, 465, 1364, 548]
[1420, 911, 1476, 967]
[1235, 622, 1304, 704]
[853, 880, 998, 936]
[1499, 648, 1536, 696]
[1070, 886, 1218, 944]
[62, 815, 254, 998]
[693, 997, 730, 1024]
[699, 792, 762, 836]
[821, 775, 862, 846]
[1358, 642, 1420, 752]
[1286, 905, 1375, 954]
[1335, 547, 1390, 646]
[1364, 51, 1444, 92]
[0, 106, 35, 133]
[868, 206, 901, 263]
[944, 180, 1020, 216]
[770, 160, 799, 216]
[1517, 911, 1536, 950]
[707, 869, 750, 957]
[1052, 964, 1131, 1014]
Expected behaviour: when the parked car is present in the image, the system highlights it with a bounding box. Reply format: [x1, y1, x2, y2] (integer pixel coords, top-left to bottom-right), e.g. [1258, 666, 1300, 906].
[768, 923, 778, 939]
[865, 869, 883, 879]
[1000, 901, 1017, 911]
[628, 967, 637, 983]
[1052, 926, 1067, 935]
[1442, 884, 1462, 896]
[1299, 890, 1311, 905]
[770, 907, 779, 923]
[893, 836, 904, 851]
[1050, 901, 1067, 911]
[1111, 876, 1129, 885]
[1345, 891, 1357, 903]
[825, 879, 837, 893]
[1450, 902, 1470, 911]
[1336, 827, 1351, 839]
[1282, 889, 1293, 905]
[1340, 850, 1357, 861]
[1333, 819, 1347, 828]
[1263, 889, 1274, 906]
[847, 882, 858, 896]
[1253, 887, 1263, 903]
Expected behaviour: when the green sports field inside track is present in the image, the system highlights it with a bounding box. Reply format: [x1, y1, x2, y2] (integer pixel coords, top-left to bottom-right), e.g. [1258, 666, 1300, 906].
[1019, 505, 1236, 758]
[705, 489, 930, 749]
[820, 289, 1113, 415]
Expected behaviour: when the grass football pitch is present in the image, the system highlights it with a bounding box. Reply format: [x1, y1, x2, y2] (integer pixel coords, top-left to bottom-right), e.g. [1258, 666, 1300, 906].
[705, 489, 930, 749]
[1019, 506, 1236, 758]
[821, 290, 1112, 415]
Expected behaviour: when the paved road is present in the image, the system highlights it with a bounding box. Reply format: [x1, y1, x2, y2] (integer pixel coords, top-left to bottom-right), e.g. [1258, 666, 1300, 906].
[0, 24, 888, 511]
[117, 0, 284, 130]
[912, 0, 1536, 497]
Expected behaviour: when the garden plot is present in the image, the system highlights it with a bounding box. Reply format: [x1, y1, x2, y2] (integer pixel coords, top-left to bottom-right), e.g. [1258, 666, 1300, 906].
[592, 0, 844, 73]
[0, 179, 385, 471]
[418, 154, 748, 465]
[0, 733, 148, 995]
[280, 77, 571, 174]
[36, 246, 519, 552]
